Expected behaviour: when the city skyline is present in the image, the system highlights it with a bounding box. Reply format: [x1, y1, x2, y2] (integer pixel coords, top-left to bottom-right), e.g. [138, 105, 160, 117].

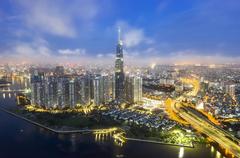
[1, 0, 240, 65]
[1, 1, 240, 158]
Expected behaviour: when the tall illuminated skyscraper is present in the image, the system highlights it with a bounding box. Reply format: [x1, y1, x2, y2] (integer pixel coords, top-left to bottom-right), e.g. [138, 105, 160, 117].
[115, 28, 124, 102]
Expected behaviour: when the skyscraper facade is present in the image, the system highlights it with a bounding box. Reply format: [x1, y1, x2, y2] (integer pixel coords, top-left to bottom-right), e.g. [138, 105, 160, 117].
[125, 75, 142, 104]
[115, 28, 124, 102]
[75, 75, 91, 106]
[93, 74, 113, 106]
[44, 76, 58, 108]
[30, 70, 45, 107]
[93, 76, 102, 106]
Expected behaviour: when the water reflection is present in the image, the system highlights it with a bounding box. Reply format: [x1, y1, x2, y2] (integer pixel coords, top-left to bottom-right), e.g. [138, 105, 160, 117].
[211, 146, 214, 153]
[178, 147, 184, 158]
[70, 134, 77, 152]
[1, 93, 14, 99]
[216, 151, 221, 158]
[95, 133, 112, 142]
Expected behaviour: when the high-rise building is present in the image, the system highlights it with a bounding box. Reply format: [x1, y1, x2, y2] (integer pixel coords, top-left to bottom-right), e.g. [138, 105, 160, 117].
[125, 75, 142, 104]
[102, 75, 109, 103]
[69, 78, 75, 108]
[112, 74, 115, 100]
[56, 76, 71, 108]
[115, 28, 124, 102]
[225, 84, 236, 97]
[54, 66, 64, 76]
[75, 75, 91, 106]
[93, 74, 113, 106]
[44, 76, 58, 108]
[30, 70, 45, 107]
[93, 76, 103, 106]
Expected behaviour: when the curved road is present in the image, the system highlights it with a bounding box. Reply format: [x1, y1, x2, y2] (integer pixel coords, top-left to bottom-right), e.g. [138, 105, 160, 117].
[172, 102, 240, 157]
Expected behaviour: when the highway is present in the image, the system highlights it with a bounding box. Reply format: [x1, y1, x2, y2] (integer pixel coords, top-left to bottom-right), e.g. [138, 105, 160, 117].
[170, 78, 240, 157]
[173, 103, 240, 157]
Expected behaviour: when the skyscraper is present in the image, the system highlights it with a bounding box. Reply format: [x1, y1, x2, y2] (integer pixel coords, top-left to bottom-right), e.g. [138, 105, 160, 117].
[93, 74, 113, 106]
[44, 76, 58, 108]
[56, 76, 69, 108]
[54, 66, 64, 76]
[225, 84, 236, 97]
[125, 75, 142, 104]
[69, 78, 75, 108]
[30, 70, 45, 107]
[115, 28, 124, 102]
[75, 75, 91, 106]
[93, 76, 102, 106]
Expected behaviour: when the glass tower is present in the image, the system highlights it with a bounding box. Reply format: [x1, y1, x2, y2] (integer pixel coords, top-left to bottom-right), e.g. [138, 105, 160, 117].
[115, 28, 124, 102]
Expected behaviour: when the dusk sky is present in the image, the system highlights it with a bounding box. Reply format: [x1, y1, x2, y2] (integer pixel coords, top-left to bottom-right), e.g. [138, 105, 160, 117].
[0, 0, 240, 65]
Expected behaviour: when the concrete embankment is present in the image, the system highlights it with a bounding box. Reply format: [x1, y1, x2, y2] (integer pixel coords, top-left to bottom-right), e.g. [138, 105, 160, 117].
[126, 137, 194, 148]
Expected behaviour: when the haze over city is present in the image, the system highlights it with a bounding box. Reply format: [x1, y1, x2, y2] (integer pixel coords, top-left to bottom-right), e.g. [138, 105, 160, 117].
[1, 0, 240, 65]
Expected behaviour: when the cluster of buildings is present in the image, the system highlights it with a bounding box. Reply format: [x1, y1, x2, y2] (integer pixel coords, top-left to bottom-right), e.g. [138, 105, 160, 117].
[102, 108, 175, 129]
[189, 66, 240, 118]
[30, 69, 92, 108]
[30, 29, 143, 109]
[198, 86, 240, 118]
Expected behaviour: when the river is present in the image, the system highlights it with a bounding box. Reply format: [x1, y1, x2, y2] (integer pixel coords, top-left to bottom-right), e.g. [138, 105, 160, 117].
[0, 79, 224, 158]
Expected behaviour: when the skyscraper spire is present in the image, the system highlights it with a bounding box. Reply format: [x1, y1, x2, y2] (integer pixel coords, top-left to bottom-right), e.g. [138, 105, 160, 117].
[118, 27, 121, 42]
[118, 27, 123, 45]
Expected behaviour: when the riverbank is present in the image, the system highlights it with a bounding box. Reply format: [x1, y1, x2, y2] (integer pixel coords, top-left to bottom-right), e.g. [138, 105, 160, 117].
[126, 137, 194, 148]
[0, 106, 96, 134]
[0, 106, 194, 148]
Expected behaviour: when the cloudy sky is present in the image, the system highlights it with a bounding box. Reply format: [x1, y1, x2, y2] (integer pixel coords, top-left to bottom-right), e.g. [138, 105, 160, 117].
[0, 0, 240, 65]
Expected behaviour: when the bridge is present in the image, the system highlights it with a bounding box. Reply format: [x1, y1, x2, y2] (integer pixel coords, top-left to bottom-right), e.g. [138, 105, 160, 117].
[94, 128, 126, 146]
[93, 127, 118, 134]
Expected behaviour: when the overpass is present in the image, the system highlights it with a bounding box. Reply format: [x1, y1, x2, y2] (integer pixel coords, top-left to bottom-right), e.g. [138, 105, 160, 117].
[170, 78, 240, 157]
[172, 102, 240, 157]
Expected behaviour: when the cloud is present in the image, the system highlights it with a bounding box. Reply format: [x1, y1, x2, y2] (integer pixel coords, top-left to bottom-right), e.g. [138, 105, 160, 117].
[14, 0, 102, 37]
[97, 53, 103, 58]
[58, 48, 86, 56]
[106, 53, 115, 58]
[70, 0, 99, 20]
[14, 0, 76, 37]
[123, 29, 145, 47]
[0, 38, 52, 64]
[115, 21, 154, 48]
[0, 37, 111, 65]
